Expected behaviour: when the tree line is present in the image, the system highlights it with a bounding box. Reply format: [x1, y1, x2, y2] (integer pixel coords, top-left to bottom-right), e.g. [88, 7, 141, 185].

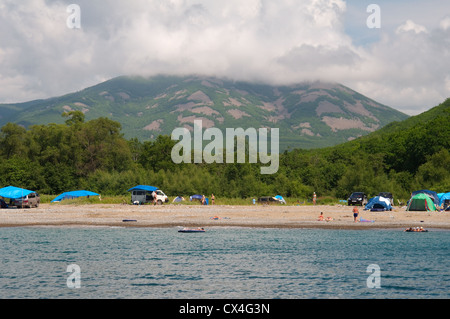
[1, 100, 449, 200]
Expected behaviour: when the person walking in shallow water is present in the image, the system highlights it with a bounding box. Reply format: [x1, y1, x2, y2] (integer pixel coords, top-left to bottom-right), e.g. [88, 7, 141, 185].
[352, 206, 359, 222]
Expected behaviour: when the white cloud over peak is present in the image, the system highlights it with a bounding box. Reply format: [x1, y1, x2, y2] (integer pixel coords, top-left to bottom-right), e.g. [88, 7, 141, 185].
[0, 0, 449, 115]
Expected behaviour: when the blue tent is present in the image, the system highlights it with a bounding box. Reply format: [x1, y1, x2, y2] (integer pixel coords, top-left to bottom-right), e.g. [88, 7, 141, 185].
[438, 192, 450, 207]
[127, 185, 158, 192]
[51, 190, 99, 202]
[173, 196, 185, 203]
[0, 186, 35, 199]
[365, 196, 392, 211]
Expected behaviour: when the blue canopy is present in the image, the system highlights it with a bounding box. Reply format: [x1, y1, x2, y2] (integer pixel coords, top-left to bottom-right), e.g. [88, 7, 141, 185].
[365, 196, 392, 211]
[51, 190, 99, 202]
[127, 185, 158, 192]
[0, 186, 35, 199]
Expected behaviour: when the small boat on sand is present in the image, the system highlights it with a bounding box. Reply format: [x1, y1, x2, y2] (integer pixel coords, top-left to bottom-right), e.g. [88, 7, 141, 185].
[178, 227, 206, 233]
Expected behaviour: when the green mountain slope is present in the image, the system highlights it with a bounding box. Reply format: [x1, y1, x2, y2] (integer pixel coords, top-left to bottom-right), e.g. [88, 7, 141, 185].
[290, 98, 450, 198]
[0, 75, 408, 150]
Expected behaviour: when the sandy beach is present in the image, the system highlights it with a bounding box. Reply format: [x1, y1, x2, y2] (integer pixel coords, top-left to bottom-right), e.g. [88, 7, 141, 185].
[0, 203, 449, 230]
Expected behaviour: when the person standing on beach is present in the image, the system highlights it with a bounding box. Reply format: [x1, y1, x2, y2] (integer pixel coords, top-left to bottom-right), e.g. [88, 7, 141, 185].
[211, 194, 215, 205]
[352, 206, 359, 222]
[313, 192, 317, 205]
[152, 190, 157, 205]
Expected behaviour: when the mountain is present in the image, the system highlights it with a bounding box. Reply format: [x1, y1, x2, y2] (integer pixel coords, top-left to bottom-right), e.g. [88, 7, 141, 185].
[0, 75, 408, 150]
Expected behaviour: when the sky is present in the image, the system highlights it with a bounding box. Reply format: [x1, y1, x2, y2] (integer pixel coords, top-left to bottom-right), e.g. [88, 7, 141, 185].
[0, 0, 449, 115]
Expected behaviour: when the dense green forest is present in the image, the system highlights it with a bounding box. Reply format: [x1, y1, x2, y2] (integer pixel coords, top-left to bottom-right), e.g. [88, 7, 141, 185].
[1, 99, 449, 201]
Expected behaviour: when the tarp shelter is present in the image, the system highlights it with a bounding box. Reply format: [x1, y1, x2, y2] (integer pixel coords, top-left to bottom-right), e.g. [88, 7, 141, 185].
[365, 196, 392, 211]
[411, 190, 440, 206]
[407, 193, 437, 211]
[190, 194, 208, 205]
[275, 195, 286, 204]
[51, 190, 99, 202]
[190, 194, 203, 201]
[438, 192, 450, 207]
[0, 186, 35, 199]
[127, 185, 158, 192]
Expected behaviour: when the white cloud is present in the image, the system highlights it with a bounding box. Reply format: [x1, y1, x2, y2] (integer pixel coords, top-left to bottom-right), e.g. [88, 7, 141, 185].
[440, 16, 450, 30]
[0, 0, 449, 115]
[396, 20, 428, 34]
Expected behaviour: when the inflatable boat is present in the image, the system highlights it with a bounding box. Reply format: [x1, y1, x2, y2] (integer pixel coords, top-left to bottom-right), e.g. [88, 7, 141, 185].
[404, 227, 428, 232]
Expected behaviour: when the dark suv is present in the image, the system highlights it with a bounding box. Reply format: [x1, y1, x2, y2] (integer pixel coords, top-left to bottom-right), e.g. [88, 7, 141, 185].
[347, 192, 367, 206]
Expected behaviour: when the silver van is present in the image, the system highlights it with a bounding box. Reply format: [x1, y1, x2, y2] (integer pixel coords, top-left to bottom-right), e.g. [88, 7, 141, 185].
[14, 192, 41, 208]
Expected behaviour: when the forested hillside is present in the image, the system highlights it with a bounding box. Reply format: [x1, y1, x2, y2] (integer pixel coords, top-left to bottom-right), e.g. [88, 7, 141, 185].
[1, 98, 448, 201]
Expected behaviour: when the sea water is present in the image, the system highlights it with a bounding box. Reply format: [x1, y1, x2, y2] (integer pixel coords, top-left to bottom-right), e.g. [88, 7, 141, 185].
[0, 226, 448, 299]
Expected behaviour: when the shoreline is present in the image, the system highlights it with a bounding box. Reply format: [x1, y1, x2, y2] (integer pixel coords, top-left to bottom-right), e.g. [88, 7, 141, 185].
[1, 203, 449, 230]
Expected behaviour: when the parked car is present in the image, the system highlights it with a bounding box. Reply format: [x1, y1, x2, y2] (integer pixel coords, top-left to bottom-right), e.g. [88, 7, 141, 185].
[347, 192, 367, 206]
[13, 192, 40, 208]
[0, 198, 8, 208]
[378, 192, 394, 206]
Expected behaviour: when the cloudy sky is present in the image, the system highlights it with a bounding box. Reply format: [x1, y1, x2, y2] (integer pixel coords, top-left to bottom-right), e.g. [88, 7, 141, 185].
[0, 0, 449, 115]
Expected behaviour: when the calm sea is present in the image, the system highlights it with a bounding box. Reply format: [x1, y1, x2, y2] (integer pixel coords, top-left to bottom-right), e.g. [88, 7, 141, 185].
[0, 226, 448, 299]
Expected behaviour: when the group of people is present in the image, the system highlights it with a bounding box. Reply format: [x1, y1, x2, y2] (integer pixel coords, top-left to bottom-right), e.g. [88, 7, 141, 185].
[201, 194, 215, 205]
[316, 206, 372, 223]
[317, 212, 333, 222]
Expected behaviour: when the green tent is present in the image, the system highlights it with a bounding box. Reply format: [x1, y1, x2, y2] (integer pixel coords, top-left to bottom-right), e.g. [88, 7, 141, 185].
[407, 193, 437, 211]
